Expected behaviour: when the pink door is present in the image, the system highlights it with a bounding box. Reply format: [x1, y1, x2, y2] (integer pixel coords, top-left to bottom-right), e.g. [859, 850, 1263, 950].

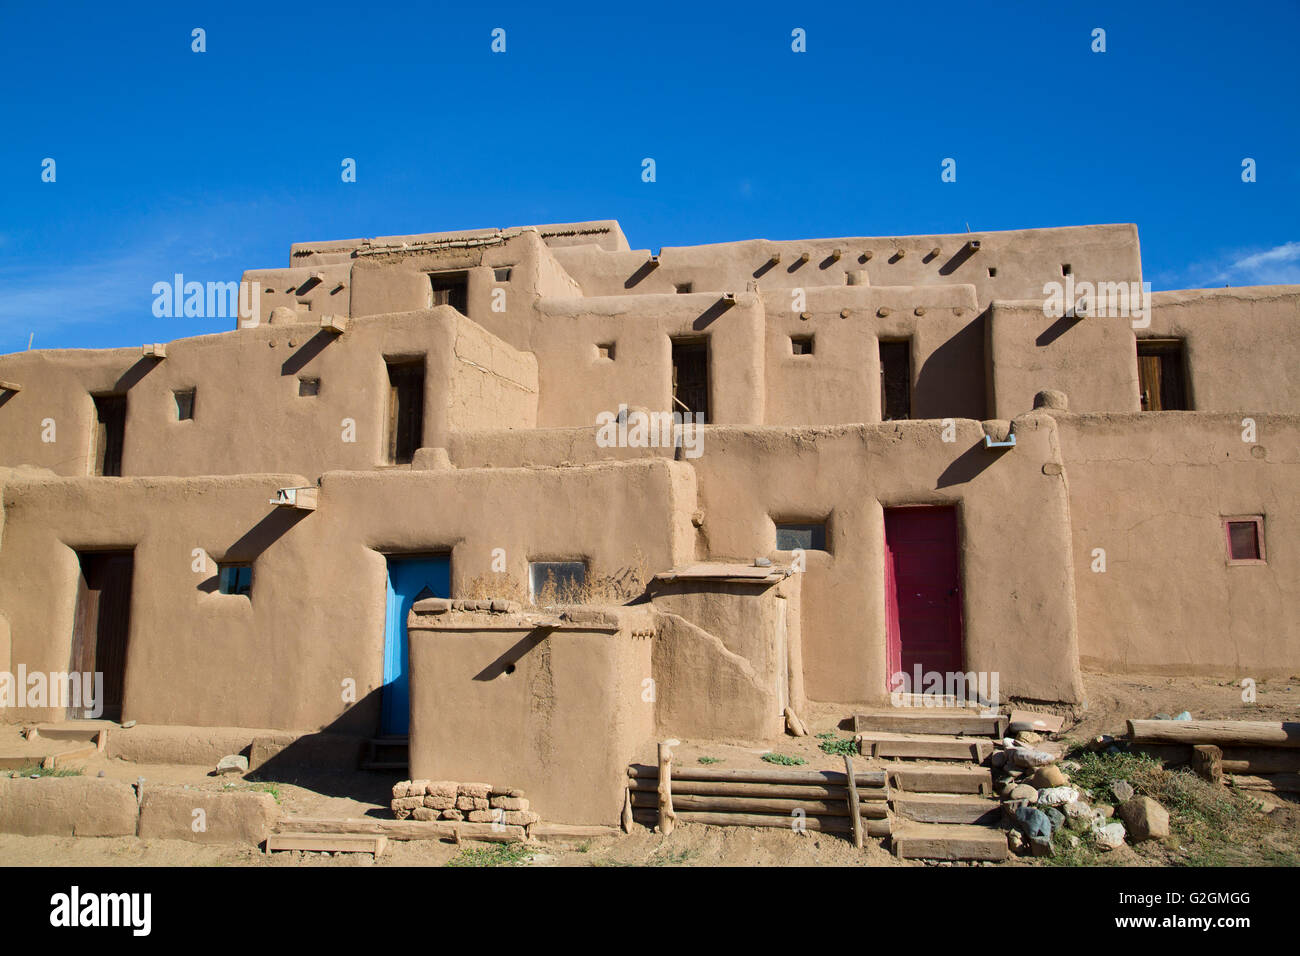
[884, 506, 964, 689]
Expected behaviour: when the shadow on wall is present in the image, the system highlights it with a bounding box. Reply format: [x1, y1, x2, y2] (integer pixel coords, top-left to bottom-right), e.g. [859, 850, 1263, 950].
[935, 438, 1013, 489]
[1035, 313, 1085, 348]
[473, 628, 548, 680]
[114, 356, 161, 392]
[280, 331, 336, 376]
[913, 313, 986, 419]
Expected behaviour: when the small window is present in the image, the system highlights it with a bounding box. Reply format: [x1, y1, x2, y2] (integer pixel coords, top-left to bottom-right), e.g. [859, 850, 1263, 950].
[174, 389, 195, 421]
[299, 377, 321, 397]
[880, 340, 912, 421]
[529, 560, 587, 603]
[428, 271, 469, 315]
[791, 336, 814, 356]
[776, 522, 828, 552]
[494, 267, 513, 282]
[1061, 263, 1072, 276]
[596, 343, 616, 360]
[217, 563, 252, 596]
[987, 267, 997, 278]
[1225, 517, 1265, 564]
[385, 359, 426, 464]
[675, 283, 693, 294]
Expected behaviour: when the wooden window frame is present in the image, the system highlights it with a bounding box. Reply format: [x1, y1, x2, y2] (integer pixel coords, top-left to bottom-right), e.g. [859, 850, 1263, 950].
[1224, 515, 1266, 565]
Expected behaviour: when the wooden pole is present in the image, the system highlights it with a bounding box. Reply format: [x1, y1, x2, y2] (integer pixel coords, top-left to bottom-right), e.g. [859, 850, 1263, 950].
[1192, 744, 1223, 785]
[1127, 719, 1300, 748]
[621, 787, 634, 833]
[658, 739, 678, 835]
[844, 754, 863, 849]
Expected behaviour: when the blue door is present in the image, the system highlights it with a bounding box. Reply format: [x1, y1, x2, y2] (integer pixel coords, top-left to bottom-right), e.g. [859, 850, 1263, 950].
[382, 555, 450, 735]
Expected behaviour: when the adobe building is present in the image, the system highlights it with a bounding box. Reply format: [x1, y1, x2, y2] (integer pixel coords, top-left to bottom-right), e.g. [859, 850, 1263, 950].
[0, 219, 1296, 825]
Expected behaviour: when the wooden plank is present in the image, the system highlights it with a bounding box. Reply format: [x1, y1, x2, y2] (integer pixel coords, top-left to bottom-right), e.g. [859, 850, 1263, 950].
[627, 764, 887, 789]
[626, 778, 888, 801]
[49, 744, 97, 769]
[852, 712, 1005, 736]
[857, 732, 994, 762]
[1007, 709, 1064, 734]
[1229, 773, 1300, 793]
[531, 823, 622, 843]
[631, 809, 890, 839]
[888, 765, 993, 795]
[844, 754, 863, 849]
[273, 817, 526, 843]
[1192, 744, 1223, 785]
[1127, 719, 1300, 748]
[629, 791, 888, 818]
[891, 822, 1008, 861]
[658, 739, 676, 835]
[892, 794, 1001, 825]
[267, 833, 387, 857]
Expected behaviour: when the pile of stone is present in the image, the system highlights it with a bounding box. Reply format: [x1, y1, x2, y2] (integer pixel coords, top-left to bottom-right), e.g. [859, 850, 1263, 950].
[992, 735, 1168, 858]
[391, 780, 539, 827]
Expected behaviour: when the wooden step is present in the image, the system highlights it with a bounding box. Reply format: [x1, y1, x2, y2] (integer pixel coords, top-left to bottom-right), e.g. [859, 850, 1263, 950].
[891, 822, 1008, 861]
[857, 732, 994, 762]
[274, 816, 527, 844]
[631, 808, 891, 839]
[892, 792, 1001, 825]
[887, 765, 993, 795]
[852, 711, 1006, 737]
[266, 833, 388, 857]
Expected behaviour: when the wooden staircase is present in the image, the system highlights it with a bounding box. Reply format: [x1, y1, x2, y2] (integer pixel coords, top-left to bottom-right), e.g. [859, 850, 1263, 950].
[852, 708, 1009, 862]
[361, 735, 408, 772]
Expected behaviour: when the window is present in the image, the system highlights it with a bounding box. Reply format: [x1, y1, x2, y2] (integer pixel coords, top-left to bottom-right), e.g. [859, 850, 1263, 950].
[529, 561, 587, 603]
[791, 335, 814, 355]
[385, 359, 425, 464]
[174, 389, 195, 421]
[91, 394, 126, 476]
[675, 283, 693, 294]
[596, 343, 615, 360]
[493, 267, 513, 282]
[217, 563, 252, 596]
[1137, 340, 1189, 411]
[299, 377, 321, 397]
[671, 339, 709, 421]
[428, 271, 469, 315]
[1061, 263, 1072, 276]
[879, 340, 912, 421]
[776, 522, 828, 552]
[987, 267, 997, 278]
[1225, 517, 1265, 564]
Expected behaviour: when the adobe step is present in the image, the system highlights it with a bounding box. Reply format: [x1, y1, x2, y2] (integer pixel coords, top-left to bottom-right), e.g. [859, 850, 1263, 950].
[856, 731, 994, 762]
[891, 822, 1009, 862]
[891, 792, 1002, 825]
[851, 710, 1006, 737]
[887, 764, 993, 795]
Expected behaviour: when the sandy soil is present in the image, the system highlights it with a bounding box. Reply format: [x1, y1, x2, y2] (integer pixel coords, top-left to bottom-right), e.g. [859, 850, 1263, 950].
[1, 672, 1295, 867]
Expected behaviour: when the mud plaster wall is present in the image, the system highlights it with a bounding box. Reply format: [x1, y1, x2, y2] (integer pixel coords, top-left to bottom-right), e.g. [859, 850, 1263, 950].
[0, 459, 693, 729]
[0, 310, 537, 480]
[407, 613, 655, 826]
[1056, 412, 1300, 676]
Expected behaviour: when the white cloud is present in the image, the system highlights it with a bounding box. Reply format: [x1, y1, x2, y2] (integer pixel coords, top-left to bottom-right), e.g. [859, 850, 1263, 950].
[1211, 241, 1300, 286]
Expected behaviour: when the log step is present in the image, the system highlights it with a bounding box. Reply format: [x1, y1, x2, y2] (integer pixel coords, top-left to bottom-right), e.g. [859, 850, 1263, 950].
[851, 711, 1007, 737]
[266, 833, 388, 857]
[627, 764, 886, 788]
[627, 778, 888, 801]
[273, 817, 527, 843]
[631, 808, 890, 838]
[891, 822, 1008, 861]
[628, 790, 888, 818]
[892, 792, 1002, 825]
[857, 732, 995, 762]
[887, 765, 993, 795]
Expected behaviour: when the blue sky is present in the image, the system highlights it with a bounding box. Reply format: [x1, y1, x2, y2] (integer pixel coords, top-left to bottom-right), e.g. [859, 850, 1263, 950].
[1, 0, 1296, 351]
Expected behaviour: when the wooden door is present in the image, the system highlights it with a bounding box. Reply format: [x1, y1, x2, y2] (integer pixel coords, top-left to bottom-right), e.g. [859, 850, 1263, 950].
[92, 395, 126, 476]
[884, 507, 964, 687]
[381, 555, 451, 736]
[70, 551, 134, 720]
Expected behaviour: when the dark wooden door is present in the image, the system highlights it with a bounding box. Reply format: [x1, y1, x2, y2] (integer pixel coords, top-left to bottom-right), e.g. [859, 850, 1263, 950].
[386, 361, 425, 464]
[884, 507, 964, 686]
[1137, 341, 1188, 411]
[92, 394, 126, 476]
[70, 551, 134, 720]
[671, 341, 709, 421]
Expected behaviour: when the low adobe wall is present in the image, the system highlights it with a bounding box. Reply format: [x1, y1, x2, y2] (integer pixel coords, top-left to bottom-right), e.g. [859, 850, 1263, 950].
[407, 605, 655, 827]
[0, 777, 138, 837]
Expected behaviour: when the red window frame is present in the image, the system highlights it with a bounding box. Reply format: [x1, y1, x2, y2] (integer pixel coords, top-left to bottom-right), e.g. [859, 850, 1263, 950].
[1223, 516, 1266, 565]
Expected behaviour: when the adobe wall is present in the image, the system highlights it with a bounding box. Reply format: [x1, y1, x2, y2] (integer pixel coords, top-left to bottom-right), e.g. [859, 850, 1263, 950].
[1056, 412, 1300, 676]
[447, 417, 1085, 704]
[0, 458, 694, 729]
[0, 310, 537, 479]
[407, 606, 655, 826]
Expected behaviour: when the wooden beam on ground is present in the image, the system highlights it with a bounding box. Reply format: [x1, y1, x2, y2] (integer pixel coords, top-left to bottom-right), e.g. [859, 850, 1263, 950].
[273, 817, 526, 843]
[628, 764, 886, 789]
[267, 833, 386, 857]
[631, 808, 890, 839]
[1192, 744, 1223, 785]
[1127, 719, 1300, 749]
[1228, 772, 1300, 793]
[658, 739, 677, 836]
[844, 754, 863, 849]
[629, 791, 888, 819]
[627, 778, 887, 800]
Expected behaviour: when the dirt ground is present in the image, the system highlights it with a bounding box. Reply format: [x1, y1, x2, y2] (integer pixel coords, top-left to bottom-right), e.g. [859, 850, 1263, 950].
[1, 671, 1296, 867]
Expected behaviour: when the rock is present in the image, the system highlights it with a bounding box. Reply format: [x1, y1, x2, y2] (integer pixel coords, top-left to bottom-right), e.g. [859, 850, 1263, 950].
[1036, 786, 1079, 807]
[997, 778, 1019, 799]
[407, 779, 430, 797]
[1094, 803, 1115, 819]
[1086, 735, 1114, 752]
[411, 807, 439, 822]
[467, 810, 498, 823]
[1029, 765, 1069, 789]
[1007, 747, 1057, 769]
[1015, 730, 1043, 744]
[440, 808, 464, 821]
[1009, 784, 1039, 803]
[1093, 821, 1126, 850]
[456, 795, 490, 812]
[121, 720, 137, 729]
[392, 781, 411, 799]
[990, 750, 1009, 769]
[1173, 711, 1191, 721]
[1062, 760, 1081, 772]
[1029, 835, 1054, 857]
[457, 782, 492, 799]
[1112, 780, 1135, 803]
[1066, 835, 1081, 849]
[1043, 807, 1065, 833]
[391, 796, 423, 812]
[1154, 713, 1171, 720]
[490, 796, 529, 811]
[502, 809, 539, 826]
[423, 795, 456, 810]
[1012, 806, 1052, 840]
[1007, 829, 1025, 853]
[215, 754, 248, 776]
[427, 781, 458, 798]
[1117, 796, 1170, 842]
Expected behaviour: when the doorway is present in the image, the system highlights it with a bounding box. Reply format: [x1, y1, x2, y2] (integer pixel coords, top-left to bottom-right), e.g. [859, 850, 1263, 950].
[381, 554, 450, 735]
[671, 339, 710, 422]
[1137, 339, 1189, 411]
[70, 550, 134, 720]
[883, 507, 964, 691]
